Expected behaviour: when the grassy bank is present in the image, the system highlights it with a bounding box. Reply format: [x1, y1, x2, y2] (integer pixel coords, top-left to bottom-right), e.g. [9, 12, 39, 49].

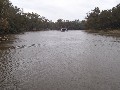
[85, 30, 120, 37]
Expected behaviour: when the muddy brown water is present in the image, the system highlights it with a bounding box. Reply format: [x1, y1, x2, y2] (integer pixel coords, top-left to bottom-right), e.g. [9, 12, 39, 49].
[0, 30, 120, 90]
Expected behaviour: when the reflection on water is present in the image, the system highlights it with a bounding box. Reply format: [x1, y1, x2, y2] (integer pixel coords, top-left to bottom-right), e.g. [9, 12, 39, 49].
[0, 30, 120, 90]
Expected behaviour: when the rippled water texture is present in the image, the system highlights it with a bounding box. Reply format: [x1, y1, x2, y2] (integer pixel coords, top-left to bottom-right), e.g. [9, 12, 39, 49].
[0, 30, 120, 90]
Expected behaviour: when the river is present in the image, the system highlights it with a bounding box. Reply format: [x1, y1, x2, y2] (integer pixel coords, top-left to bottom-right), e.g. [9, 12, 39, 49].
[0, 30, 120, 90]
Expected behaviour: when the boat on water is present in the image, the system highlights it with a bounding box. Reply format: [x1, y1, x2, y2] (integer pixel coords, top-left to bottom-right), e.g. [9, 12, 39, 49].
[61, 28, 68, 32]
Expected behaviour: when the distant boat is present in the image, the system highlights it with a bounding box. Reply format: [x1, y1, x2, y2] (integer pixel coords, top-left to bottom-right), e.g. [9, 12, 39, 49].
[61, 28, 68, 32]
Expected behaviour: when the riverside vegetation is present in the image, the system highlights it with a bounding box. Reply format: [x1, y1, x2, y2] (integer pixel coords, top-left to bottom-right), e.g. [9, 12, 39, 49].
[0, 0, 120, 35]
[0, 0, 86, 35]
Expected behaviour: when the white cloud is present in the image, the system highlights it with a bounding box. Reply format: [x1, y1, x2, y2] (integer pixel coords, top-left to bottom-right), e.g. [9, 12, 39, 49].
[10, 0, 120, 21]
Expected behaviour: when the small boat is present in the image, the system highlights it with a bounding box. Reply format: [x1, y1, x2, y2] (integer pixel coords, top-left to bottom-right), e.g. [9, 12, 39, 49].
[61, 28, 68, 32]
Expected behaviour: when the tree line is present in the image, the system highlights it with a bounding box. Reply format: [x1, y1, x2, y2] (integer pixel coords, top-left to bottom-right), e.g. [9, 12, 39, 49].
[86, 3, 120, 30]
[0, 0, 51, 34]
[49, 19, 86, 30]
[1, 0, 120, 34]
[0, 0, 86, 34]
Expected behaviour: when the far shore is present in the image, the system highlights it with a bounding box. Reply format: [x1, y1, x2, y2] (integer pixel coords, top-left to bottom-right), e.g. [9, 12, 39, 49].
[85, 30, 120, 37]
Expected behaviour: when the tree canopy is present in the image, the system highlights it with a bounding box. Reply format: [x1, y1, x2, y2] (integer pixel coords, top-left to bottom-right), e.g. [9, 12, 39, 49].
[86, 3, 120, 30]
[0, 0, 120, 34]
[0, 0, 86, 34]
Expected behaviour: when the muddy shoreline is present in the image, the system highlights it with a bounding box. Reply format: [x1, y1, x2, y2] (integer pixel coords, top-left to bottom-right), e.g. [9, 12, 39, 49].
[85, 30, 120, 37]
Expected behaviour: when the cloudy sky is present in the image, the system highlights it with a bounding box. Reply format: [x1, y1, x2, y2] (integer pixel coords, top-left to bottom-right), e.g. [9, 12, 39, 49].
[10, 0, 119, 21]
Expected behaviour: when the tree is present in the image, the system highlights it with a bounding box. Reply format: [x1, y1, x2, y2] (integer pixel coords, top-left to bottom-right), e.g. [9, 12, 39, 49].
[85, 4, 120, 30]
[86, 7, 100, 30]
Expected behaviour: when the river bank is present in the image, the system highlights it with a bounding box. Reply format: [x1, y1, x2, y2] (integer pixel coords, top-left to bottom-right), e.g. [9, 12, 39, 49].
[85, 30, 120, 37]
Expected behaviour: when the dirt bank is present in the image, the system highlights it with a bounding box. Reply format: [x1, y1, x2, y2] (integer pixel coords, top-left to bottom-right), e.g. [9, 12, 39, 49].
[85, 30, 120, 37]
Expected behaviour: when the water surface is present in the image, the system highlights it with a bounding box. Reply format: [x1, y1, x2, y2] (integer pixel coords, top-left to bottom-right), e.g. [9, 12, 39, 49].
[0, 30, 120, 90]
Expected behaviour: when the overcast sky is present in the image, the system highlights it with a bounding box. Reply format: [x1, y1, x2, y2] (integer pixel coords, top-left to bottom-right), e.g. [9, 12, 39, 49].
[10, 0, 119, 22]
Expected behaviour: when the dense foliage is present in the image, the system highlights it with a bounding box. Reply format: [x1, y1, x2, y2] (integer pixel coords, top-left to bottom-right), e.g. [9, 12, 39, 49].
[0, 0, 51, 34]
[1, 0, 120, 34]
[50, 19, 86, 30]
[86, 3, 120, 30]
[0, 0, 86, 34]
